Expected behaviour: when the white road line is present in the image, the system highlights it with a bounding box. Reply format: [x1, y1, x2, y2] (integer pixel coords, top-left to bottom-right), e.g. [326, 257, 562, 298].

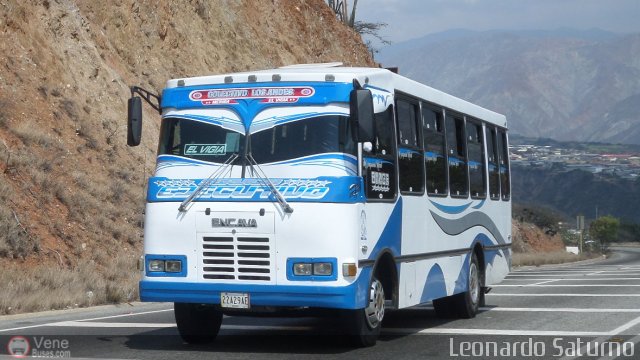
[383, 328, 608, 336]
[50, 321, 175, 328]
[608, 315, 640, 335]
[505, 275, 640, 281]
[587, 271, 606, 276]
[0, 308, 173, 333]
[493, 284, 640, 287]
[409, 306, 640, 313]
[515, 268, 640, 271]
[73, 308, 173, 322]
[480, 307, 640, 313]
[488, 293, 640, 297]
[513, 271, 599, 274]
[560, 315, 640, 360]
[504, 278, 640, 281]
[48, 322, 314, 331]
[529, 279, 561, 285]
[508, 272, 640, 274]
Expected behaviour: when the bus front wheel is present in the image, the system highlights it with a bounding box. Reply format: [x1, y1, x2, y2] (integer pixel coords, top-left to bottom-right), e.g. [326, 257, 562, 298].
[174, 303, 223, 344]
[345, 276, 385, 347]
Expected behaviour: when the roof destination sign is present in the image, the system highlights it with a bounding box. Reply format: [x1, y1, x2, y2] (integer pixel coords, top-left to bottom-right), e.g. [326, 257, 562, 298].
[189, 86, 315, 105]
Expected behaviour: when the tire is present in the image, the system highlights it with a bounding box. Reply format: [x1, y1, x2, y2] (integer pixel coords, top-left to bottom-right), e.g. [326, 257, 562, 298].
[344, 276, 385, 347]
[433, 253, 483, 319]
[174, 303, 223, 344]
[454, 252, 482, 318]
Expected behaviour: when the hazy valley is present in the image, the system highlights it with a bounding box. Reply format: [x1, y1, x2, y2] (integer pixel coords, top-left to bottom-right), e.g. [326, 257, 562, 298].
[378, 28, 640, 145]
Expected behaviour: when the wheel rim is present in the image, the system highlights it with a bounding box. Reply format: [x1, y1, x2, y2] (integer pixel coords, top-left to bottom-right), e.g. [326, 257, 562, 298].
[365, 279, 385, 329]
[469, 261, 480, 306]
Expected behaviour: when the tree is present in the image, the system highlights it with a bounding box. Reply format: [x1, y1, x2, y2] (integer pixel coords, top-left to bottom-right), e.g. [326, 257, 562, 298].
[589, 216, 620, 248]
[327, 0, 389, 56]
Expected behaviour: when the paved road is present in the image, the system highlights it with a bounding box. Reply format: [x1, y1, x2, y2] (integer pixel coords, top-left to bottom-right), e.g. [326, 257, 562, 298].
[1, 247, 640, 359]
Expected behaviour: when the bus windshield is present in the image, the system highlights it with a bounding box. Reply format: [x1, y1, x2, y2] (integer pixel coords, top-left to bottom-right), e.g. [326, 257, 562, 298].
[158, 118, 245, 163]
[158, 115, 355, 164]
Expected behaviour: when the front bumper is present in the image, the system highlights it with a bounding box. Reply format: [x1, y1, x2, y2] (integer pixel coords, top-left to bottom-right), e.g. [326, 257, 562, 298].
[140, 267, 371, 309]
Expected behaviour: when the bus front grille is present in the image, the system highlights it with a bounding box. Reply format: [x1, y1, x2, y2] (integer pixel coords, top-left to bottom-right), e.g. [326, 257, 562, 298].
[201, 236, 273, 282]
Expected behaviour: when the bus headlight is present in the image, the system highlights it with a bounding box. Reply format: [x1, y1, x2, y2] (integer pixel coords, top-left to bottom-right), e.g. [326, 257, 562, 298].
[313, 262, 332, 276]
[148, 260, 165, 272]
[293, 263, 312, 276]
[165, 260, 182, 273]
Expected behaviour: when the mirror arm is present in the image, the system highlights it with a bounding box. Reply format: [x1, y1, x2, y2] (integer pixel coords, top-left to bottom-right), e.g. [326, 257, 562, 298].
[130, 86, 162, 114]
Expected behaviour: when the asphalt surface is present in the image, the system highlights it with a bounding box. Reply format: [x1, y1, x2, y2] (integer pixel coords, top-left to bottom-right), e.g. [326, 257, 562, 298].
[1, 247, 640, 359]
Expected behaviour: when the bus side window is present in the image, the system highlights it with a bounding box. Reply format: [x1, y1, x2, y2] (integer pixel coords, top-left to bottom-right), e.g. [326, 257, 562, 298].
[467, 120, 486, 199]
[363, 106, 397, 201]
[497, 129, 511, 201]
[422, 105, 447, 196]
[486, 126, 500, 200]
[396, 98, 425, 194]
[445, 115, 468, 198]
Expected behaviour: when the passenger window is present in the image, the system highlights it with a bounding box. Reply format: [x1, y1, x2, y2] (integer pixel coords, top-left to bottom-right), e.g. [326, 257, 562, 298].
[497, 129, 511, 200]
[396, 99, 419, 147]
[467, 120, 486, 199]
[486, 126, 500, 200]
[396, 98, 425, 194]
[446, 115, 468, 197]
[363, 106, 397, 201]
[422, 105, 447, 196]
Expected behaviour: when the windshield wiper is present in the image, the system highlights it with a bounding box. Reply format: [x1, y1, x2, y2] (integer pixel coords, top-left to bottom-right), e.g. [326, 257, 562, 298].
[246, 154, 294, 214]
[178, 153, 239, 212]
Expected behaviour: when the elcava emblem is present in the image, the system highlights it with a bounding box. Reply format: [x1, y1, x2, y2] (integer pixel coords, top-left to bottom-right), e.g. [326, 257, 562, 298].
[212, 218, 258, 228]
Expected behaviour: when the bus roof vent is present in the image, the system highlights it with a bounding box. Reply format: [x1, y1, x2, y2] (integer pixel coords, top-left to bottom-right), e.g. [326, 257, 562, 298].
[279, 62, 344, 69]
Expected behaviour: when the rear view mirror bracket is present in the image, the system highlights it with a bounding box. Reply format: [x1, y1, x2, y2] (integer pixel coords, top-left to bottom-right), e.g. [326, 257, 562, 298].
[130, 86, 162, 114]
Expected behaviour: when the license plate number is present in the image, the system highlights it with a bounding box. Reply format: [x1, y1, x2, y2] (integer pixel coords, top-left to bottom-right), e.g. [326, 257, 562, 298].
[220, 292, 250, 309]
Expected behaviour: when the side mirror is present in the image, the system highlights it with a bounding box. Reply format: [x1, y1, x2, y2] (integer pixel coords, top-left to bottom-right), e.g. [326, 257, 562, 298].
[127, 97, 142, 146]
[350, 89, 375, 143]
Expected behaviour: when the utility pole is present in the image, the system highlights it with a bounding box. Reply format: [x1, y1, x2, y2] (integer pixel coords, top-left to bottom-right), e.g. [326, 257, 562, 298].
[577, 215, 585, 253]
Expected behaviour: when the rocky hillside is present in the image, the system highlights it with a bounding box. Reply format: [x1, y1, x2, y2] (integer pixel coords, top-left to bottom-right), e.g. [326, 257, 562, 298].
[511, 220, 565, 254]
[377, 29, 640, 145]
[0, 0, 374, 313]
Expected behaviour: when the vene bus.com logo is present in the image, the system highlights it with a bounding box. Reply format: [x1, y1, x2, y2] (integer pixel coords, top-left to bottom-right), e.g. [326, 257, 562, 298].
[6, 336, 30, 358]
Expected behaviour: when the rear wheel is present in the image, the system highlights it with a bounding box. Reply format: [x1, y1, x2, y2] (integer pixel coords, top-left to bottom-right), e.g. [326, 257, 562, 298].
[455, 253, 481, 318]
[433, 253, 482, 319]
[174, 303, 223, 344]
[345, 276, 385, 347]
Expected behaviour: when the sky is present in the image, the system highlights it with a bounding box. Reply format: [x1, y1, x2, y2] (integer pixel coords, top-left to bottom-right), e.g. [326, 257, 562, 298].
[354, 0, 640, 45]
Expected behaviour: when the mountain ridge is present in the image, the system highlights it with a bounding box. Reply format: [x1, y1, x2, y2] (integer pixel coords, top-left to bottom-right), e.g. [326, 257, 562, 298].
[378, 28, 640, 145]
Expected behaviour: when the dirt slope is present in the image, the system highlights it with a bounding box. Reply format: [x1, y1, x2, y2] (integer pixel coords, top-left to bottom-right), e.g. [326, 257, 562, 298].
[0, 0, 374, 313]
[512, 220, 565, 253]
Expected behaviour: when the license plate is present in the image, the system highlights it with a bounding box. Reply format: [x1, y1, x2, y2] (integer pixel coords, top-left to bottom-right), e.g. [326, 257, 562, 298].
[220, 292, 250, 309]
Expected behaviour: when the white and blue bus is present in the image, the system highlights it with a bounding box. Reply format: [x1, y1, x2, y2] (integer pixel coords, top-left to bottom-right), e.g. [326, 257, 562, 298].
[127, 63, 512, 346]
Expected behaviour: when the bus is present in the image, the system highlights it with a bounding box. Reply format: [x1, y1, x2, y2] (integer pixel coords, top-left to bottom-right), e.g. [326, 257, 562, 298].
[127, 63, 512, 347]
